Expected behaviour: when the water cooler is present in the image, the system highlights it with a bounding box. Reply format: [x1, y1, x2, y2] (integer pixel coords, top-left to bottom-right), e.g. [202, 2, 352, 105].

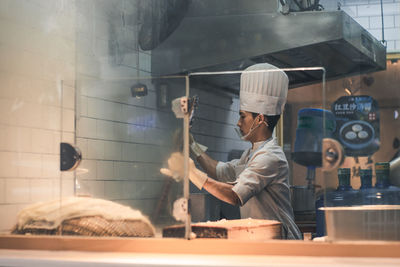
[291, 108, 336, 233]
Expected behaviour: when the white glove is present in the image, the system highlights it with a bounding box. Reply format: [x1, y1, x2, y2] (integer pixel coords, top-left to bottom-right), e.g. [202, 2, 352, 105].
[160, 152, 208, 190]
[189, 134, 208, 158]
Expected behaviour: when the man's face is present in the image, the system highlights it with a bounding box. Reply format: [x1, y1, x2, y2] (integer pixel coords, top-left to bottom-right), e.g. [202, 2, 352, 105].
[237, 110, 256, 136]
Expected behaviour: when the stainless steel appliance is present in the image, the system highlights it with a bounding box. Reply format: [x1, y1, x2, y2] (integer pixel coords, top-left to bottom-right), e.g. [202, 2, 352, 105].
[145, 0, 386, 91]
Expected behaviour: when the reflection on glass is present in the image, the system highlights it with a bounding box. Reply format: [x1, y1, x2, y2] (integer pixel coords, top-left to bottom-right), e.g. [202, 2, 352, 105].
[320, 62, 400, 241]
[72, 75, 188, 238]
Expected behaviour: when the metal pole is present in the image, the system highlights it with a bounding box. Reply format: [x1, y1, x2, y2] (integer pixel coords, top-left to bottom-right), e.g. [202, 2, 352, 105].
[184, 76, 191, 239]
[380, 0, 386, 46]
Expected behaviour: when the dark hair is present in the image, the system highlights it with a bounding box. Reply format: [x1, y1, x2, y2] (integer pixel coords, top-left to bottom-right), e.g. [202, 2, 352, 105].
[251, 112, 281, 132]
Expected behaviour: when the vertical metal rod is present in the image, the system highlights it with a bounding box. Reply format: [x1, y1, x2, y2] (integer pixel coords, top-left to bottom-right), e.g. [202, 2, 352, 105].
[380, 0, 386, 46]
[322, 68, 326, 132]
[320, 68, 327, 210]
[59, 79, 64, 236]
[184, 76, 191, 239]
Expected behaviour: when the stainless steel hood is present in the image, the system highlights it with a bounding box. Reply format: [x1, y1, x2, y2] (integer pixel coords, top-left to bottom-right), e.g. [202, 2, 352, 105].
[150, 2, 386, 92]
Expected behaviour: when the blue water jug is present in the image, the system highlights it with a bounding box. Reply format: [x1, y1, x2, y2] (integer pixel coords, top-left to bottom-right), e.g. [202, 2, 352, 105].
[357, 168, 376, 205]
[374, 162, 400, 204]
[292, 108, 336, 167]
[316, 168, 355, 237]
[326, 168, 356, 207]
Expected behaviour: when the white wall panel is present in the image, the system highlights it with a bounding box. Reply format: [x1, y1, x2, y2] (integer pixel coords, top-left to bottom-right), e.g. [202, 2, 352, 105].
[0, 204, 25, 232]
[5, 178, 30, 203]
[18, 153, 42, 178]
[104, 181, 123, 199]
[77, 159, 97, 180]
[77, 117, 96, 138]
[0, 152, 19, 178]
[104, 141, 122, 161]
[41, 155, 59, 179]
[31, 129, 54, 154]
[370, 15, 395, 28]
[96, 160, 114, 180]
[0, 0, 76, 232]
[87, 139, 105, 160]
[0, 179, 5, 203]
[30, 179, 53, 202]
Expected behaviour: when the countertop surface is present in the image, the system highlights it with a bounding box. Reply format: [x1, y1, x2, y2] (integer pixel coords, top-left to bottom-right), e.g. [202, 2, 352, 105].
[1, 235, 400, 266]
[1, 249, 400, 267]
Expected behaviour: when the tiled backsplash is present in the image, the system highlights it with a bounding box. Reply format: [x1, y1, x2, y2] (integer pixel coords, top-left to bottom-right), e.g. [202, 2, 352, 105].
[73, 0, 245, 224]
[340, 0, 400, 51]
[0, 0, 76, 232]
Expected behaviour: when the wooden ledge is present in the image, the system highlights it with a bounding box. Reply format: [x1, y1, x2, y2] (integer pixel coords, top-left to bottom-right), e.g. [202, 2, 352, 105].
[1, 235, 400, 258]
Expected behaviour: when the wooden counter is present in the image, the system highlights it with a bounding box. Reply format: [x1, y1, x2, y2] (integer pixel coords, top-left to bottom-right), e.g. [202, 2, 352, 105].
[1, 235, 400, 258]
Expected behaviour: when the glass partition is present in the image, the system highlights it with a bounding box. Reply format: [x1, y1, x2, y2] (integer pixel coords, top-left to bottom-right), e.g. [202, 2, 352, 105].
[283, 68, 328, 237]
[74, 75, 189, 238]
[1, 0, 399, 245]
[0, 0, 76, 235]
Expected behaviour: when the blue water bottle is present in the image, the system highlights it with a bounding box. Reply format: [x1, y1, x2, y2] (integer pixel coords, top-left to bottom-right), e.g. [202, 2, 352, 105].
[316, 168, 354, 237]
[357, 168, 375, 205]
[375, 162, 399, 204]
[328, 168, 355, 207]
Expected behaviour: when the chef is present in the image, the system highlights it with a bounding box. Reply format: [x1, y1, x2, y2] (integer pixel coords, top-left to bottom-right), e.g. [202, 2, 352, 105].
[161, 63, 302, 239]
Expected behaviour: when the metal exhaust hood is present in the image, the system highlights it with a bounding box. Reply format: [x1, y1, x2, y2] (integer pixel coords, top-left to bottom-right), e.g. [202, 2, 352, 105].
[148, 1, 386, 92]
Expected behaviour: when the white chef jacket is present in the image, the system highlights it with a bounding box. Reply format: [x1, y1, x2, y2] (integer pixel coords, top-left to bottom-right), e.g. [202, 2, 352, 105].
[216, 137, 302, 239]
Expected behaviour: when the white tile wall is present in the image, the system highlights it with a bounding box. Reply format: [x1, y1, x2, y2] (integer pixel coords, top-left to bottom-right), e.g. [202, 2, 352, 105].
[0, 204, 27, 233]
[77, 117, 97, 138]
[5, 178, 30, 203]
[62, 85, 75, 110]
[18, 153, 42, 178]
[87, 139, 106, 160]
[41, 154, 60, 178]
[60, 177, 75, 197]
[121, 143, 138, 162]
[121, 181, 137, 199]
[114, 162, 146, 180]
[370, 15, 395, 28]
[76, 159, 97, 180]
[74, 0, 187, 217]
[104, 141, 122, 161]
[0, 152, 19, 178]
[30, 179, 54, 202]
[2, 126, 32, 153]
[0, 0, 76, 232]
[78, 180, 105, 198]
[104, 181, 123, 199]
[341, 0, 400, 51]
[355, 16, 370, 28]
[62, 109, 75, 132]
[96, 120, 114, 140]
[0, 179, 5, 203]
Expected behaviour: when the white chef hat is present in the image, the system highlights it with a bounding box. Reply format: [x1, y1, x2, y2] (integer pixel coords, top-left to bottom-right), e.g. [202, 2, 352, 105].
[240, 63, 288, 115]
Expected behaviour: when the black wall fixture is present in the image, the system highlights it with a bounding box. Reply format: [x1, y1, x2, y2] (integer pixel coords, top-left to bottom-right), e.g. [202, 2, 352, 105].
[60, 143, 82, 171]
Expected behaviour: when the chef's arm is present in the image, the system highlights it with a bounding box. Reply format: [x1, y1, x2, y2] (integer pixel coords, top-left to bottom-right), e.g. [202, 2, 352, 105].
[203, 178, 240, 206]
[161, 152, 239, 205]
[196, 153, 218, 179]
[190, 134, 218, 178]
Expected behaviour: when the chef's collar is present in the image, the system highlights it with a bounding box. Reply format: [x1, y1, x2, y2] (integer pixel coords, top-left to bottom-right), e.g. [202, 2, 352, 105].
[251, 137, 273, 151]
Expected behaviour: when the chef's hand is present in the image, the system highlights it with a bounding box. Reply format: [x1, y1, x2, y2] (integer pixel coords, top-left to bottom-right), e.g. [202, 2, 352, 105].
[160, 152, 208, 190]
[189, 134, 208, 158]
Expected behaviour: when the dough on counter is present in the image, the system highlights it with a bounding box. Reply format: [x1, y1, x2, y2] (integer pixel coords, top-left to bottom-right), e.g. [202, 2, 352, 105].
[12, 197, 155, 237]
